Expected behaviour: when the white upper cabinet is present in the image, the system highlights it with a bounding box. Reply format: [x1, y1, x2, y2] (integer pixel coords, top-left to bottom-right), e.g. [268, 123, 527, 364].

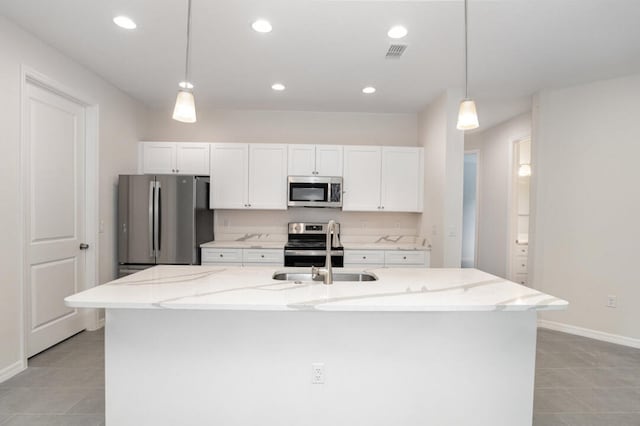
[287, 145, 316, 176]
[141, 142, 210, 175]
[248, 144, 288, 210]
[343, 146, 382, 211]
[381, 147, 424, 212]
[210, 143, 248, 209]
[315, 145, 343, 176]
[287, 144, 343, 176]
[210, 143, 287, 210]
[343, 146, 423, 212]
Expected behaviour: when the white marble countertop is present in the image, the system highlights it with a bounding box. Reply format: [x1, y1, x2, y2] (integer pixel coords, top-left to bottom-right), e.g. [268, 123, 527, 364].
[65, 265, 567, 312]
[200, 240, 430, 251]
[200, 240, 286, 249]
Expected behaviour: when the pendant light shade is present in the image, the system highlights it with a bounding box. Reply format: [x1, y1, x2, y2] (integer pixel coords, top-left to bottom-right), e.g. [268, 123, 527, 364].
[173, 0, 197, 123]
[457, 0, 479, 131]
[172, 90, 197, 123]
[457, 99, 479, 130]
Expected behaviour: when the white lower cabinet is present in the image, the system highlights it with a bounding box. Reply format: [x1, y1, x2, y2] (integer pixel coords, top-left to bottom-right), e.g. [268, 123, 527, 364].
[201, 248, 243, 266]
[385, 250, 428, 267]
[344, 249, 429, 268]
[344, 250, 385, 269]
[201, 248, 283, 267]
[242, 249, 284, 266]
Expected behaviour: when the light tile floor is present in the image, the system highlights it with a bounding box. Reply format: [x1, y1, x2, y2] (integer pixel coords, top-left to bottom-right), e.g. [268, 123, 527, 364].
[0, 327, 639, 425]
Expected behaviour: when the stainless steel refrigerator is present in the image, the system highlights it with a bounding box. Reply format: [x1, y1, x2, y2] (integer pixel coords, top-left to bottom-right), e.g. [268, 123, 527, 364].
[118, 175, 213, 277]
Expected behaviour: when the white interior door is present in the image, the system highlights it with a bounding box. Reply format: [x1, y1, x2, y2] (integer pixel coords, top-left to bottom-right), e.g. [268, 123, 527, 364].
[25, 81, 87, 357]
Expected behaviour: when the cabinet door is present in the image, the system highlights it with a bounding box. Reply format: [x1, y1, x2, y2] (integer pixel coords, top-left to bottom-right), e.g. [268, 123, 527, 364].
[381, 147, 424, 212]
[287, 144, 315, 176]
[384, 250, 427, 267]
[342, 146, 381, 211]
[315, 145, 343, 176]
[248, 144, 287, 210]
[210, 143, 248, 209]
[176, 143, 210, 175]
[142, 142, 176, 174]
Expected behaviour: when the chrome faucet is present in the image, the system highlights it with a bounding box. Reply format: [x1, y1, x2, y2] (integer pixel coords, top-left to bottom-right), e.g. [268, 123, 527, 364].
[311, 220, 341, 285]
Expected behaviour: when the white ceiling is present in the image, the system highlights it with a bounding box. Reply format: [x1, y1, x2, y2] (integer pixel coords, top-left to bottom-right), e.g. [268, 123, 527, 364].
[2, 0, 640, 128]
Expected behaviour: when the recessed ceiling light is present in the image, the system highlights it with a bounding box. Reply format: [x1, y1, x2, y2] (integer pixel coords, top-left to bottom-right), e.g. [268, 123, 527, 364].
[271, 83, 286, 91]
[113, 16, 137, 30]
[179, 81, 194, 89]
[252, 19, 272, 33]
[362, 86, 376, 94]
[387, 25, 408, 39]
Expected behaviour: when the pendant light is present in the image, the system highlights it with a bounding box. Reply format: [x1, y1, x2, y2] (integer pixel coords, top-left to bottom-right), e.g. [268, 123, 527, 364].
[457, 0, 479, 130]
[172, 0, 197, 123]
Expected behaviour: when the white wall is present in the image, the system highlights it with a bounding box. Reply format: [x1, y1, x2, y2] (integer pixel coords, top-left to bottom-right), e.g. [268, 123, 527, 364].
[0, 17, 145, 380]
[464, 112, 531, 278]
[417, 89, 464, 267]
[143, 107, 417, 146]
[531, 74, 640, 341]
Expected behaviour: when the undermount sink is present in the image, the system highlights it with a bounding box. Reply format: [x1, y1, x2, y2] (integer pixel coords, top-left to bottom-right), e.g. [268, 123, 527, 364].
[272, 270, 378, 282]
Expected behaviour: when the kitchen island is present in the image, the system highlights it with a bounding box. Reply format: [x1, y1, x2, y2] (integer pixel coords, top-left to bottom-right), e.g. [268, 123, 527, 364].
[65, 266, 567, 426]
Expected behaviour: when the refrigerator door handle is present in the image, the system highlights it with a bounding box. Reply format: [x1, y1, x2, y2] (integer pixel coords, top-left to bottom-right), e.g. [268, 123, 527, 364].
[154, 181, 161, 254]
[148, 180, 155, 258]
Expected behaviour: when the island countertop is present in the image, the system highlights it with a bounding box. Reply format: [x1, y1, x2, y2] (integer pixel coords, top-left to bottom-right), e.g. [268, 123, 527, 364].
[65, 265, 567, 312]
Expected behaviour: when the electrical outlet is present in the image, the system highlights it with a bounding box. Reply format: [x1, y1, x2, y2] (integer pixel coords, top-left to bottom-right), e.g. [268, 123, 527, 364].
[607, 295, 617, 308]
[311, 363, 325, 384]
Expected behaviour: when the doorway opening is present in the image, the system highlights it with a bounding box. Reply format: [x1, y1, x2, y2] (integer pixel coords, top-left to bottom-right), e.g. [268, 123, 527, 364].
[462, 151, 479, 268]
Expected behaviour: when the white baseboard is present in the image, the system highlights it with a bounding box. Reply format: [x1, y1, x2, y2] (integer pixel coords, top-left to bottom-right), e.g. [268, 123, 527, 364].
[0, 359, 27, 384]
[538, 319, 640, 349]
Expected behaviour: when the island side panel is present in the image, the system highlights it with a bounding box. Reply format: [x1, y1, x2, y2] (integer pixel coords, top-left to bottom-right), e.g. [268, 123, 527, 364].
[105, 309, 537, 426]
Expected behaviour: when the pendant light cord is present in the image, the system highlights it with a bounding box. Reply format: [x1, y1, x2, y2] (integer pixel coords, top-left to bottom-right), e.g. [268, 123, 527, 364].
[184, 0, 193, 84]
[464, 0, 469, 99]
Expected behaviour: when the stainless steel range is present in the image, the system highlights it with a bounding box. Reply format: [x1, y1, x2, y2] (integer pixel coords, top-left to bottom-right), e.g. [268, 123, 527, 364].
[284, 222, 344, 268]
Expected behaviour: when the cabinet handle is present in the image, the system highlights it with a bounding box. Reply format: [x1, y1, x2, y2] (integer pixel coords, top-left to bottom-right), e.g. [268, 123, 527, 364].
[381, 206, 385, 210]
[403, 256, 407, 260]
[176, 169, 179, 173]
[261, 255, 265, 258]
[362, 256, 367, 259]
[172, 169, 175, 173]
[219, 254, 223, 257]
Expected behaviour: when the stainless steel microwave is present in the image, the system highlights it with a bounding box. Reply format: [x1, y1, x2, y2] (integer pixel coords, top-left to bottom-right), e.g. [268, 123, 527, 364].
[287, 176, 343, 208]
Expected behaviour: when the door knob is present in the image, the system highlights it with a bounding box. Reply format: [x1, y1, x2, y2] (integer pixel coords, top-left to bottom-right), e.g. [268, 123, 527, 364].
[79, 243, 89, 250]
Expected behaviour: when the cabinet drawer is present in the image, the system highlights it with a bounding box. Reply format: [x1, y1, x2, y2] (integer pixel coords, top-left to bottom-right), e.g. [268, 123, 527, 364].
[513, 257, 528, 274]
[201, 248, 243, 263]
[513, 273, 528, 286]
[514, 246, 528, 256]
[344, 250, 385, 265]
[243, 249, 284, 264]
[385, 251, 426, 266]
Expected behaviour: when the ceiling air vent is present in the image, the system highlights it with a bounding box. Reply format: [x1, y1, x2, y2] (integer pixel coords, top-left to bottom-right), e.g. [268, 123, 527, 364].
[386, 44, 407, 58]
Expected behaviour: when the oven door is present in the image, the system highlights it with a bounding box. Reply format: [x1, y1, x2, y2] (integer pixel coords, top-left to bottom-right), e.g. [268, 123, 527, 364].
[284, 250, 344, 267]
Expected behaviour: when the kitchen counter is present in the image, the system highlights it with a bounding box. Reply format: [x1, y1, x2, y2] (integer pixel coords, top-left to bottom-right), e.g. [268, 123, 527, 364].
[199, 236, 431, 251]
[65, 265, 565, 311]
[200, 240, 285, 249]
[66, 266, 566, 426]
